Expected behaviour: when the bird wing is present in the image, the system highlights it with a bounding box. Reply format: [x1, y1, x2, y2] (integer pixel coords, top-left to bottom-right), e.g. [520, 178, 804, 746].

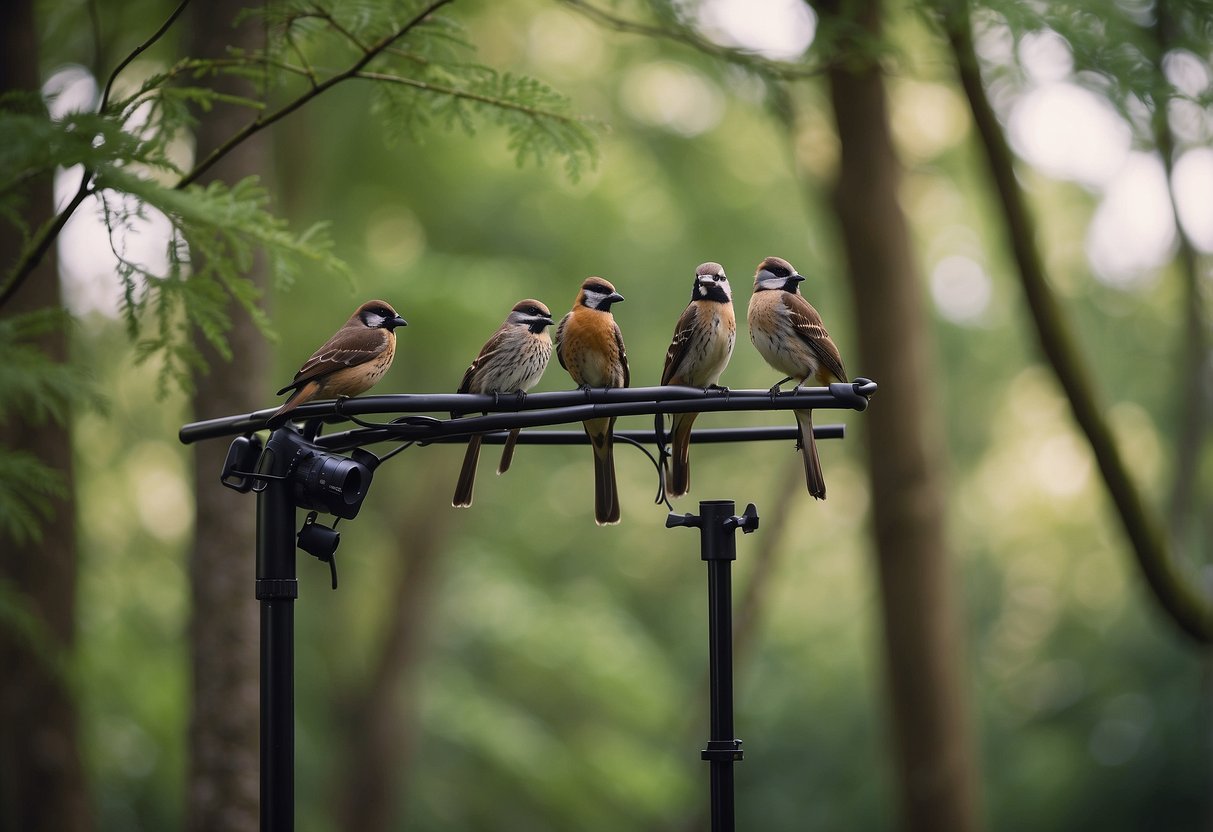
[458, 325, 510, 394]
[614, 319, 630, 388]
[661, 303, 698, 386]
[555, 311, 572, 371]
[783, 293, 847, 383]
[277, 327, 387, 395]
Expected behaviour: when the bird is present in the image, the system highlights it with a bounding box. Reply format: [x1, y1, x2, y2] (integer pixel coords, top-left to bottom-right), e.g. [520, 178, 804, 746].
[452, 299, 555, 508]
[555, 277, 629, 525]
[267, 299, 407, 428]
[658, 262, 736, 499]
[747, 256, 847, 499]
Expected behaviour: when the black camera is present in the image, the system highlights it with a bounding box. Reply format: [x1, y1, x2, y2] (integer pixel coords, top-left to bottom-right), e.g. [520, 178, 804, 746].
[291, 447, 379, 520]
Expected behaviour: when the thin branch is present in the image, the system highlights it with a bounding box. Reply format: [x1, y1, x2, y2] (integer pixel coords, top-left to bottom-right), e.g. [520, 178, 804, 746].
[557, 0, 822, 80]
[0, 182, 91, 310]
[353, 70, 587, 125]
[99, 0, 192, 113]
[179, 0, 455, 189]
[303, 5, 369, 53]
[942, 1, 1213, 644]
[283, 27, 319, 88]
[0, 0, 191, 310]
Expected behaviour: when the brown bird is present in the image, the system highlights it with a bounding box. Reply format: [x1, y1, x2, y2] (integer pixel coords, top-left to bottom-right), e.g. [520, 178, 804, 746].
[452, 299, 555, 508]
[659, 262, 736, 499]
[555, 277, 629, 525]
[747, 256, 847, 499]
[268, 299, 407, 428]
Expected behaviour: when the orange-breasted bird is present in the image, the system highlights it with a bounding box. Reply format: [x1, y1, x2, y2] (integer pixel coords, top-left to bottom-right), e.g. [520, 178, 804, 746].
[555, 277, 629, 525]
[747, 256, 847, 499]
[267, 299, 407, 428]
[452, 299, 555, 508]
[658, 262, 735, 499]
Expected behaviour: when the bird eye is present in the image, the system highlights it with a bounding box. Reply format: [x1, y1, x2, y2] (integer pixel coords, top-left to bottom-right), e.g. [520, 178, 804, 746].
[770, 266, 789, 278]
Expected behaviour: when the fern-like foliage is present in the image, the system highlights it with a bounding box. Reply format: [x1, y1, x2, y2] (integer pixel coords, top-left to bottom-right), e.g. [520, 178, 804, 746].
[254, 0, 599, 180]
[0, 310, 98, 543]
[0, 0, 599, 539]
[1, 0, 597, 390]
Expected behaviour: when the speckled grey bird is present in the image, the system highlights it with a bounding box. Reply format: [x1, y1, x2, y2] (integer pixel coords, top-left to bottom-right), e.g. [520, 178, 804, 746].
[452, 299, 555, 508]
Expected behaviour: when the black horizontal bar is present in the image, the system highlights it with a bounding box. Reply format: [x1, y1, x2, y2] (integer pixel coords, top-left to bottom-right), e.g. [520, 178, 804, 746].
[178, 379, 877, 445]
[310, 425, 845, 453]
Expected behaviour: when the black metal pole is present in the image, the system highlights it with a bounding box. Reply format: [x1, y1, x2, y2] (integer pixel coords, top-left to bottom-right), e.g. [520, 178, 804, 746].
[668, 500, 757, 832]
[256, 429, 300, 832]
[699, 500, 741, 832]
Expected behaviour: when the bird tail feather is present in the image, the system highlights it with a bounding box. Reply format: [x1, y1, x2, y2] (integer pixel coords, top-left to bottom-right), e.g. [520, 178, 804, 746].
[666, 412, 697, 499]
[795, 409, 826, 500]
[452, 434, 482, 507]
[587, 417, 620, 525]
[497, 428, 521, 475]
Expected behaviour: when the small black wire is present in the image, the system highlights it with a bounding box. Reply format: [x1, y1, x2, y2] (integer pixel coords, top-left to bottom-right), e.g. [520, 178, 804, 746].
[334, 398, 401, 430]
[376, 440, 417, 466]
[613, 433, 675, 513]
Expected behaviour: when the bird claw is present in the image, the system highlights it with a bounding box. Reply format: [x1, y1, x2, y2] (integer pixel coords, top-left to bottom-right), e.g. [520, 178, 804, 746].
[768, 376, 794, 402]
[707, 383, 731, 403]
[514, 390, 527, 405]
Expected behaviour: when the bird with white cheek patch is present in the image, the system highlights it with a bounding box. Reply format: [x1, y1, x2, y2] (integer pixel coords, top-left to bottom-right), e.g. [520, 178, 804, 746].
[268, 299, 407, 428]
[555, 277, 629, 525]
[747, 256, 847, 499]
[658, 261, 736, 499]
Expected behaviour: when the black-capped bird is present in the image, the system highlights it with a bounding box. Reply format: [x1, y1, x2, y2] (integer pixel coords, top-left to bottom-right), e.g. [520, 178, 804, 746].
[452, 299, 555, 508]
[555, 277, 629, 525]
[267, 299, 407, 428]
[658, 262, 735, 499]
[747, 256, 847, 499]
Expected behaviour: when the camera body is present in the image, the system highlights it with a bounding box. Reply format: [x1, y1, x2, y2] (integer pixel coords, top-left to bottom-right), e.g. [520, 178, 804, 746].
[291, 447, 378, 520]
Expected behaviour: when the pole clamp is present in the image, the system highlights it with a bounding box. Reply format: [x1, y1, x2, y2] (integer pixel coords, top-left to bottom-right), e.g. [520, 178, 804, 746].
[701, 739, 744, 762]
[256, 578, 299, 601]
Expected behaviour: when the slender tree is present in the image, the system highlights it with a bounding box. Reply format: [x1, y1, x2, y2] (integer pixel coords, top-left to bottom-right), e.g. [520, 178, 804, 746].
[813, 0, 982, 827]
[0, 1, 91, 829]
[183, 3, 266, 830]
[939, 0, 1213, 643]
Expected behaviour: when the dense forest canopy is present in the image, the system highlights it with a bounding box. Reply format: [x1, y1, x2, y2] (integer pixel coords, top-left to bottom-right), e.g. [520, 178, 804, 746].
[1, 0, 1210, 830]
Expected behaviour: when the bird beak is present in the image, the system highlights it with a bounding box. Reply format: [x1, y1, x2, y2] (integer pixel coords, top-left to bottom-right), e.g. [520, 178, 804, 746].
[790, 274, 805, 284]
[391, 315, 409, 328]
[608, 292, 625, 304]
[540, 316, 555, 327]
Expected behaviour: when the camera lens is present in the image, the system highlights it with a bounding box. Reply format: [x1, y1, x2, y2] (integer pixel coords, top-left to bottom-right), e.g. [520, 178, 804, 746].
[293, 451, 373, 519]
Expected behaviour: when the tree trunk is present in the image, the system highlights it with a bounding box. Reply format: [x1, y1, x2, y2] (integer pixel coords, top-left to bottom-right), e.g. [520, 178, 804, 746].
[184, 4, 267, 830]
[0, 1, 92, 830]
[335, 491, 451, 831]
[816, 0, 983, 828]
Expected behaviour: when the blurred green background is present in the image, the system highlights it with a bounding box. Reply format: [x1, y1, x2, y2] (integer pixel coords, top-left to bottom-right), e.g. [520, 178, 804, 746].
[12, 0, 1213, 829]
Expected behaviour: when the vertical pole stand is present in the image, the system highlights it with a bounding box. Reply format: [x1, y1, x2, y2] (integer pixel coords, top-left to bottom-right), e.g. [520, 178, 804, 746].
[667, 500, 760, 832]
[256, 429, 300, 832]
